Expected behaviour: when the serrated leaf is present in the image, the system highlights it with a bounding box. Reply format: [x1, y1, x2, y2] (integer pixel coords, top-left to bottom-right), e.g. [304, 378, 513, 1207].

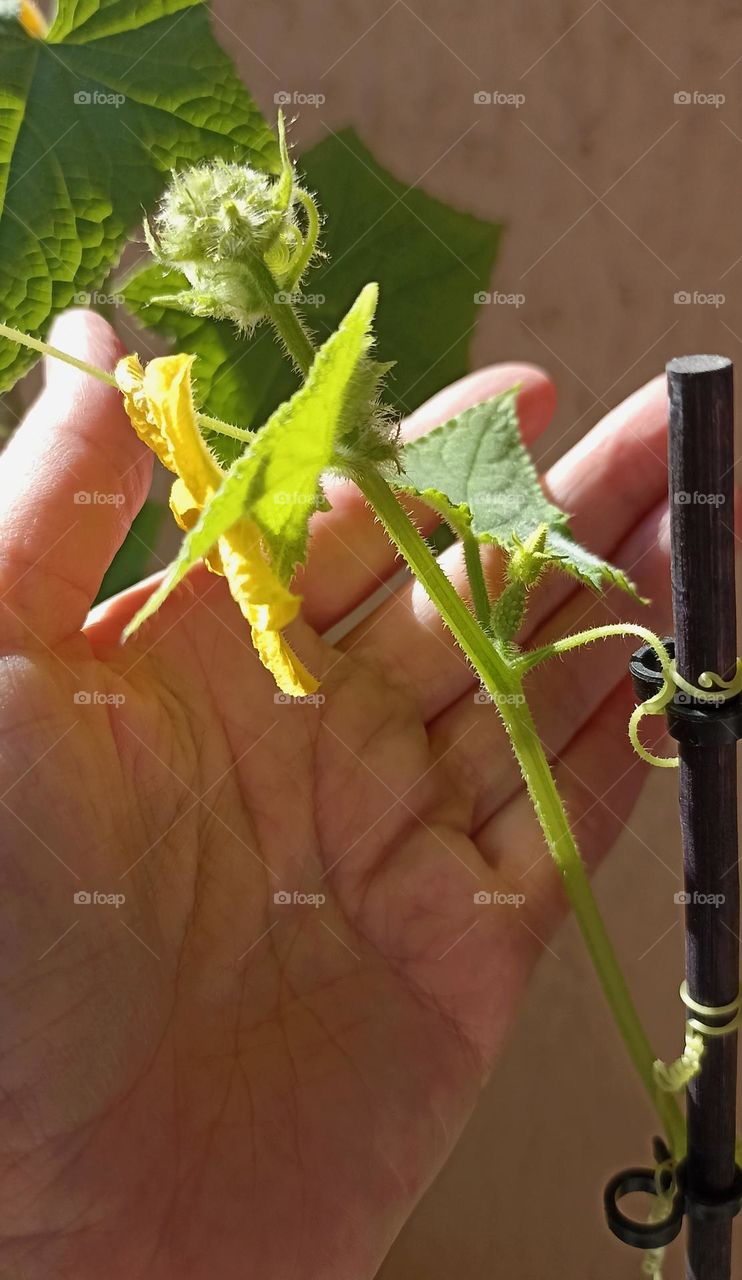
[120, 128, 501, 425]
[125, 283, 378, 636]
[395, 389, 639, 597]
[0, 0, 277, 390]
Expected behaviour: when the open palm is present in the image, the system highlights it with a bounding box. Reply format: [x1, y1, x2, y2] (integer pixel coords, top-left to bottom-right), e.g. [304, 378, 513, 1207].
[0, 313, 674, 1280]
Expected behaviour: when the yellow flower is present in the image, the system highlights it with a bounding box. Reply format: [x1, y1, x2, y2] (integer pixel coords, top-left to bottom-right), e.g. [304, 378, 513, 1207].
[115, 353, 318, 697]
[19, 0, 47, 37]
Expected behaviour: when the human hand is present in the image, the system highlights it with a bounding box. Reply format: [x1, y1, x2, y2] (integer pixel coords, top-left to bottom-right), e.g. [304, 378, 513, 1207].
[0, 311, 672, 1279]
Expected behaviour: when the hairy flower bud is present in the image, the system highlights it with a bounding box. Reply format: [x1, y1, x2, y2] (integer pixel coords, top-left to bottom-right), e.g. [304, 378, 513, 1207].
[146, 114, 319, 332]
[509, 523, 549, 586]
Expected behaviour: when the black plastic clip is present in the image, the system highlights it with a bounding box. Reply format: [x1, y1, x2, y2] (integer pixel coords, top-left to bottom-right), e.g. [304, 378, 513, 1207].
[628, 639, 742, 747]
[604, 1141, 742, 1249]
[604, 1139, 684, 1250]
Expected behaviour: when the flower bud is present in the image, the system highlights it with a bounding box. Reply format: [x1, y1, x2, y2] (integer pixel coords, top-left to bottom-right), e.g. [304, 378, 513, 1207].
[146, 114, 319, 332]
[509, 523, 549, 586]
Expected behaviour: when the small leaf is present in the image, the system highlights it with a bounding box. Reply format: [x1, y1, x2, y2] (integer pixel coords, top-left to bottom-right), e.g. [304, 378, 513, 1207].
[120, 129, 502, 425]
[125, 283, 378, 634]
[395, 389, 640, 598]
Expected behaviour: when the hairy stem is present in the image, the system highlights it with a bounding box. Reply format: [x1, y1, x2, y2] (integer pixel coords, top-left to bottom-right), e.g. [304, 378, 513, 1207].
[358, 468, 685, 1157]
[285, 190, 321, 290]
[517, 622, 673, 677]
[0, 322, 254, 444]
[247, 255, 316, 375]
[0, 322, 118, 387]
[463, 533, 491, 628]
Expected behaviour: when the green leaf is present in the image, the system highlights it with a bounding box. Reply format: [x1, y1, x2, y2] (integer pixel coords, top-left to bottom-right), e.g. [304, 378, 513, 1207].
[95, 499, 165, 602]
[121, 128, 501, 424]
[124, 283, 378, 637]
[395, 389, 639, 597]
[0, 0, 277, 390]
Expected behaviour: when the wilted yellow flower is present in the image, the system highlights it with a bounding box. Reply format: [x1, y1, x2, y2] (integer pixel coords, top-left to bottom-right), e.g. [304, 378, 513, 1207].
[114, 353, 318, 697]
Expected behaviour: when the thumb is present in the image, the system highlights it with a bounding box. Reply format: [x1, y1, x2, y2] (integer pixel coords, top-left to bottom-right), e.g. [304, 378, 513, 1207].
[0, 310, 153, 648]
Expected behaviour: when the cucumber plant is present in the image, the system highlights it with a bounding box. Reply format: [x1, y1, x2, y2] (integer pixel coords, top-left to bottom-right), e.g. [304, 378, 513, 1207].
[3, 2, 740, 1274]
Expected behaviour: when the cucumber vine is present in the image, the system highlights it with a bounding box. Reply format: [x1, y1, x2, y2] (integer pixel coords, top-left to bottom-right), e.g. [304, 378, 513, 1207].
[3, 36, 741, 1263]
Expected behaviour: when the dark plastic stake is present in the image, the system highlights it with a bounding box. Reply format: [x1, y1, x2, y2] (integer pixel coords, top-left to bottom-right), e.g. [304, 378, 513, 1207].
[667, 355, 739, 1280]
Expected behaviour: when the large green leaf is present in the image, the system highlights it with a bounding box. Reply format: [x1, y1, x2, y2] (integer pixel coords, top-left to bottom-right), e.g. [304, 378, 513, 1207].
[396, 389, 639, 596]
[124, 283, 378, 637]
[121, 129, 501, 425]
[0, 0, 276, 389]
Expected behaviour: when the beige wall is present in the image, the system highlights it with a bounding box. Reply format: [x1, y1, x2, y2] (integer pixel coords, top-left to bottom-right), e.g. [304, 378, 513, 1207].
[211, 2, 742, 1274]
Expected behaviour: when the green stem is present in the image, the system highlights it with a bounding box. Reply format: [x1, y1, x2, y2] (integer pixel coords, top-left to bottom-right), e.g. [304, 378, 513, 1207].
[266, 299, 316, 375]
[517, 624, 672, 677]
[286, 190, 320, 291]
[247, 256, 316, 376]
[463, 533, 491, 628]
[359, 470, 519, 692]
[501, 695, 685, 1157]
[0, 321, 254, 445]
[358, 468, 685, 1158]
[0, 322, 117, 387]
[198, 413, 253, 444]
